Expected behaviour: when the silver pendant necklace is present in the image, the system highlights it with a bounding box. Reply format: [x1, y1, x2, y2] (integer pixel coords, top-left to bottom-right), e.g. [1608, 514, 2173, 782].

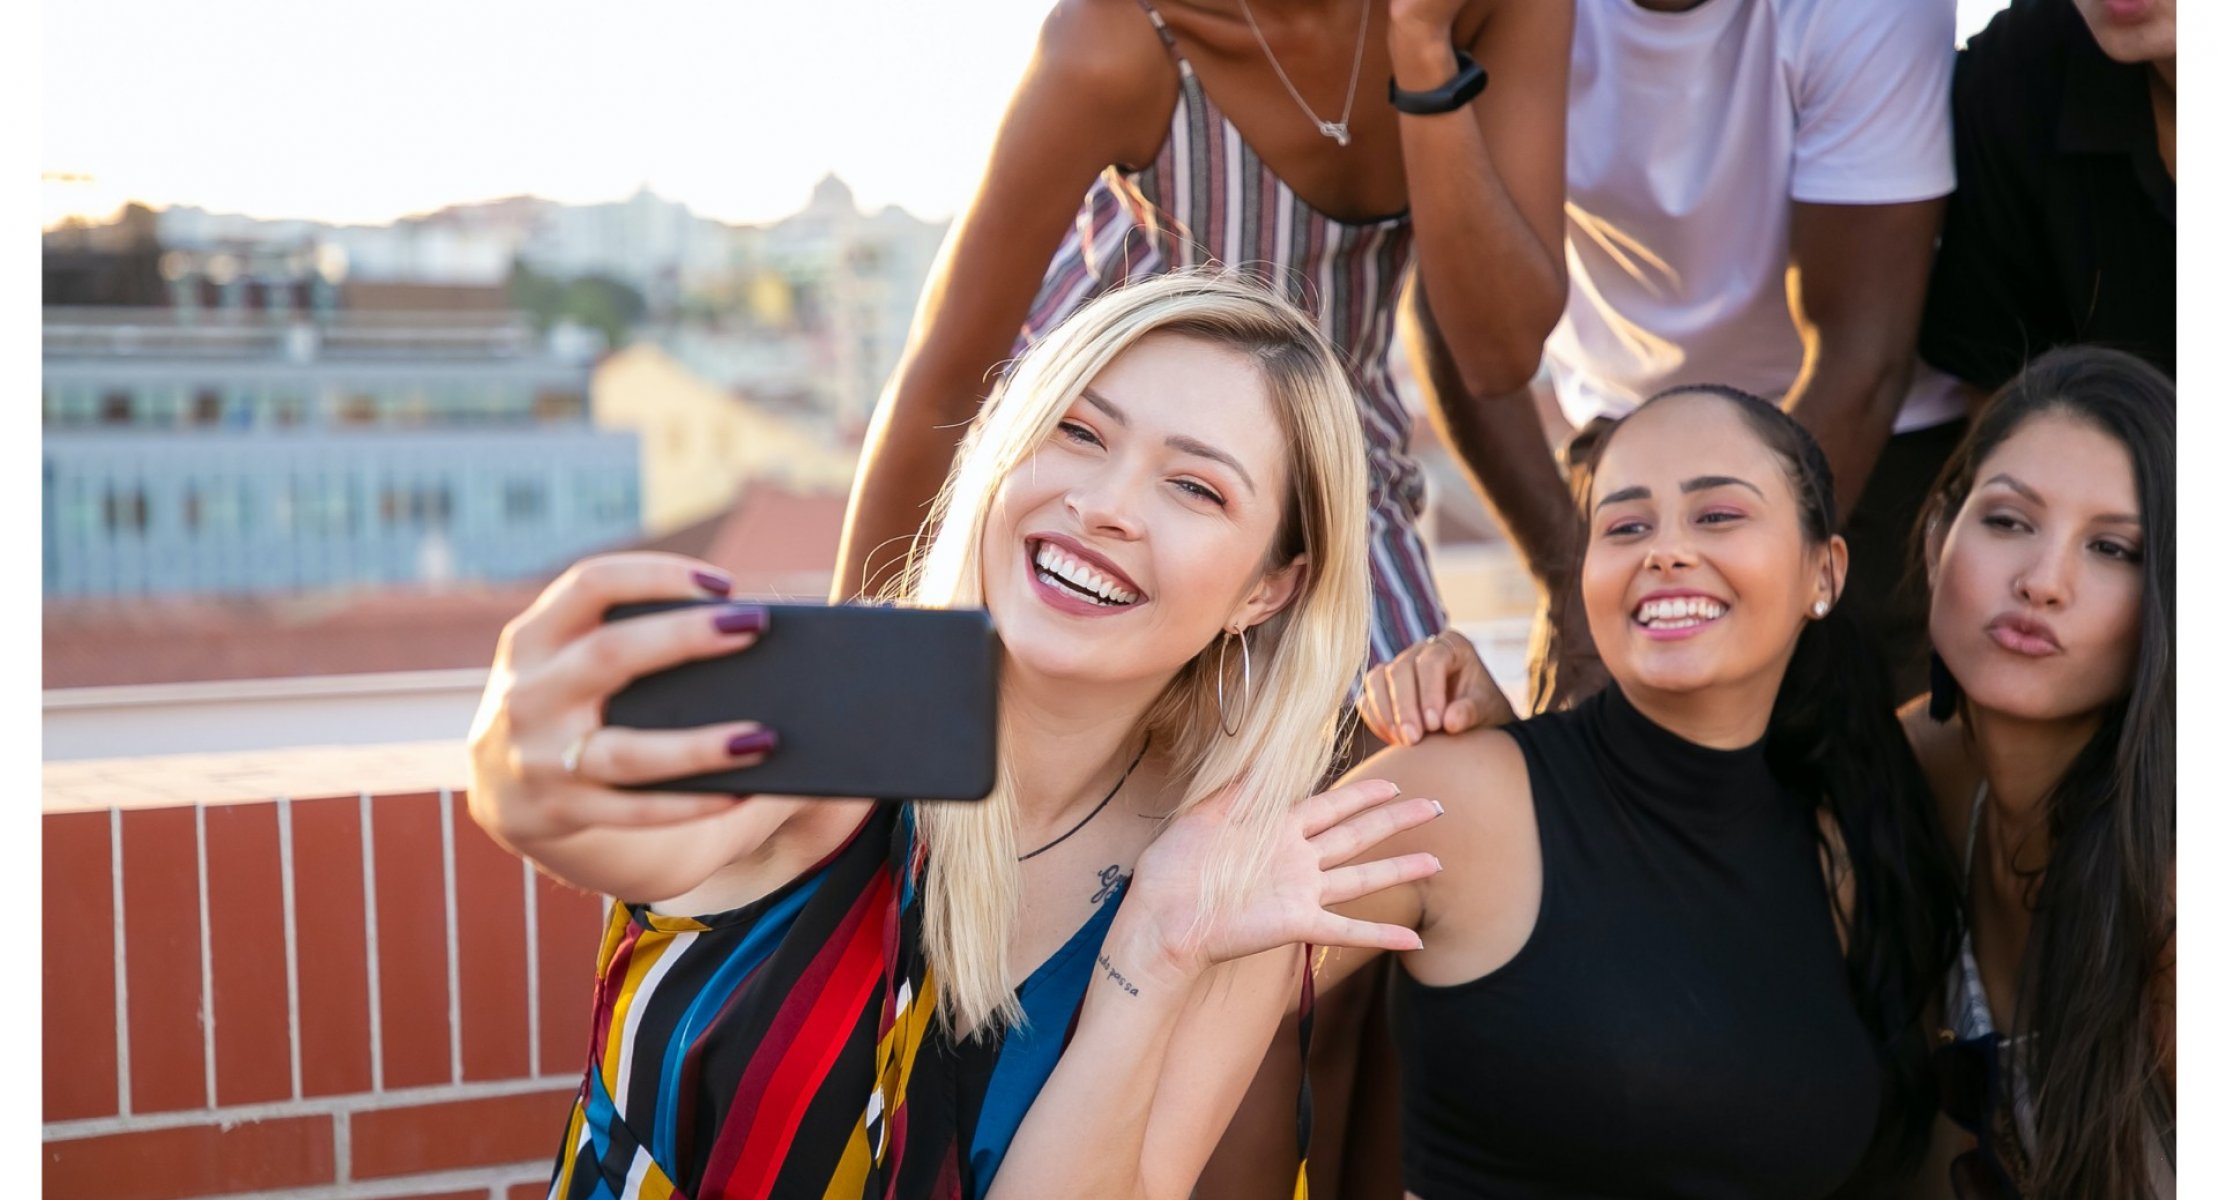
[1235, 0, 1370, 147]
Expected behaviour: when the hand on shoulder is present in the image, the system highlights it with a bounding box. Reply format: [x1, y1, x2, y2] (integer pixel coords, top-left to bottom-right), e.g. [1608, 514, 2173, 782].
[1358, 629, 1519, 748]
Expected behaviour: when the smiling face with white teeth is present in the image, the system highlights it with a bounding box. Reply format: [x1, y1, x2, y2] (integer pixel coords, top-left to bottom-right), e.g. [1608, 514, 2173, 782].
[1583, 391, 1845, 705]
[980, 331, 1307, 691]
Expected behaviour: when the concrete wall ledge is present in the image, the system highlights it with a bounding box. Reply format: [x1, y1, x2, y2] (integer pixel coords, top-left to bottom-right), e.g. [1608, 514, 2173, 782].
[45, 670, 489, 763]
[43, 739, 471, 813]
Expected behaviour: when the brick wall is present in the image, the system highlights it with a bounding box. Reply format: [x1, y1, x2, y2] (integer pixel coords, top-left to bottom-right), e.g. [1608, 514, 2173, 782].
[43, 789, 611, 1200]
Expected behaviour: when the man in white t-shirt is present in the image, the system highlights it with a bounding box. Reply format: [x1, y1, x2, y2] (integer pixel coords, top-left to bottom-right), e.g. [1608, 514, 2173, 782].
[1409, 0, 1959, 708]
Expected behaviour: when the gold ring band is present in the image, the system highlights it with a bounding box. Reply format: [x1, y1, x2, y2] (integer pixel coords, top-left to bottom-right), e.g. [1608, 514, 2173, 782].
[561, 729, 597, 779]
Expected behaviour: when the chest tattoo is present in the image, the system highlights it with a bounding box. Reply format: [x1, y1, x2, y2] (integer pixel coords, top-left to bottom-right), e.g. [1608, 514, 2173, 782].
[1092, 864, 1132, 905]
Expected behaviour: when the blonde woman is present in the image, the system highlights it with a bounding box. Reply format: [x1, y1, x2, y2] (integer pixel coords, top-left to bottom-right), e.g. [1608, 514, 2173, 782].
[467, 272, 1441, 1199]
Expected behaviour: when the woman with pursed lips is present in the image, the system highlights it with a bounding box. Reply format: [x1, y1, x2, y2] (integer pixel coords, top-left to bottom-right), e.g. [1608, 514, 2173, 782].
[1901, 346, 2174, 1199]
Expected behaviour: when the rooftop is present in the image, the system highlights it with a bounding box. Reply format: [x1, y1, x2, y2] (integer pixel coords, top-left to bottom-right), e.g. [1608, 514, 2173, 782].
[43, 304, 549, 364]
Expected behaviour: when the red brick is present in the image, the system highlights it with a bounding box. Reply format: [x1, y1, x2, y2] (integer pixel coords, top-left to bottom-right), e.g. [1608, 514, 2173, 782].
[290, 794, 373, 1096]
[351, 1085, 576, 1179]
[43, 810, 119, 1120]
[204, 802, 292, 1105]
[453, 794, 531, 1081]
[120, 804, 205, 1113]
[42, 1114, 335, 1200]
[535, 872, 606, 1078]
[373, 791, 455, 1088]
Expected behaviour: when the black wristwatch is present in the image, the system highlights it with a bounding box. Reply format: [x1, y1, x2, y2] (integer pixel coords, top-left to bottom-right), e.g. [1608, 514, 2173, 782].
[1388, 50, 1489, 115]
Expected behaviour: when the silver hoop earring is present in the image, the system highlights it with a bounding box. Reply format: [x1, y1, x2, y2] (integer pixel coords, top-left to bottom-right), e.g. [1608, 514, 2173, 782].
[1215, 627, 1253, 738]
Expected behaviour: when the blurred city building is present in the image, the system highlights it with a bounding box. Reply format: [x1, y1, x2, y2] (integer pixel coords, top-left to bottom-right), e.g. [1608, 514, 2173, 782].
[590, 344, 854, 536]
[753, 174, 944, 433]
[42, 292, 638, 598]
[141, 175, 946, 438]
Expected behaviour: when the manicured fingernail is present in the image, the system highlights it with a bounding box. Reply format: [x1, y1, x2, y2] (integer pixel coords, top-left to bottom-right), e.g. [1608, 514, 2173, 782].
[1403, 723, 1420, 743]
[1424, 708, 1440, 727]
[692, 568, 733, 595]
[1430, 855, 1444, 872]
[714, 604, 768, 635]
[727, 728, 778, 757]
[1430, 800, 1445, 817]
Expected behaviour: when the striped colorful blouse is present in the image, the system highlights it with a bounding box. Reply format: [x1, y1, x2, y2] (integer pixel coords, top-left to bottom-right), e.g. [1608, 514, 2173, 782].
[538, 805, 1127, 1200]
[1013, 0, 1447, 667]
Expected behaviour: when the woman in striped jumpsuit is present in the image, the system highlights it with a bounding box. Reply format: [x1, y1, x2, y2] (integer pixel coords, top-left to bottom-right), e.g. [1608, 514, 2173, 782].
[836, 0, 1571, 670]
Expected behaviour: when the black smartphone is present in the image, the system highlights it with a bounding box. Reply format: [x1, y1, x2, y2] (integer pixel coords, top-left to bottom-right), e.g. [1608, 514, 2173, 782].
[600, 601, 1000, 801]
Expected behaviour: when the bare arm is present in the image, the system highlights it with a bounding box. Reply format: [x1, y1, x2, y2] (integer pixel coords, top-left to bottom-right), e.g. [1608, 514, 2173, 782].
[1395, 0, 1586, 699]
[1405, 284, 1580, 594]
[993, 941, 1304, 1200]
[832, 0, 1170, 599]
[1199, 729, 1535, 1193]
[1780, 198, 1946, 511]
[1391, 0, 1570, 397]
[1387, 0, 1575, 602]
[1310, 727, 1535, 995]
[987, 780, 1442, 1199]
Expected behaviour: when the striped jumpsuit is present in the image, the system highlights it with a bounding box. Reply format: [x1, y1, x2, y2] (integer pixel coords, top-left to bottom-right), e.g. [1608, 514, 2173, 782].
[1014, 0, 1449, 667]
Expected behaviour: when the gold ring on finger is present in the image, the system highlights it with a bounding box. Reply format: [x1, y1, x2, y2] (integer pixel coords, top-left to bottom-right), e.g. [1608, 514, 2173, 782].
[561, 728, 598, 779]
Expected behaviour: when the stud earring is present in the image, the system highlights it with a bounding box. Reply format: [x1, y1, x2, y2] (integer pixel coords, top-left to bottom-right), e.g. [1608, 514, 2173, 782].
[1813, 599, 1830, 618]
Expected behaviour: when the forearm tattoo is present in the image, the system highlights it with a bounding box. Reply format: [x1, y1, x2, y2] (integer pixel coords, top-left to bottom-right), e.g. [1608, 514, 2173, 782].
[1097, 952, 1140, 997]
[1092, 864, 1131, 904]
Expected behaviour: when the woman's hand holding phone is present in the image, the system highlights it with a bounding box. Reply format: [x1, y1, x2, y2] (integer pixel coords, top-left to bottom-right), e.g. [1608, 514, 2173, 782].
[465, 552, 779, 861]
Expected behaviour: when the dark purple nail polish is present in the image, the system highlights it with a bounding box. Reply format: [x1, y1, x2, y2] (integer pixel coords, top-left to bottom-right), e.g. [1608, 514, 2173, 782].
[727, 729, 778, 757]
[713, 604, 769, 635]
[692, 568, 733, 595]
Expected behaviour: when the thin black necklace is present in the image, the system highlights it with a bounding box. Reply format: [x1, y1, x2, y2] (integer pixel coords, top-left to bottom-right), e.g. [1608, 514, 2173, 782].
[1017, 736, 1151, 862]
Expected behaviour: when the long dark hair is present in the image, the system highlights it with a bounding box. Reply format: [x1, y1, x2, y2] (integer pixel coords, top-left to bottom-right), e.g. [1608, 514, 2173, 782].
[1586, 385, 1959, 1193]
[1916, 346, 2175, 1198]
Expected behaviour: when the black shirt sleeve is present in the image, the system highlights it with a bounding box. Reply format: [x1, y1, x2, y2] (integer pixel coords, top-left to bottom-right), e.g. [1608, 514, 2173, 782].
[1916, 1, 2066, 391]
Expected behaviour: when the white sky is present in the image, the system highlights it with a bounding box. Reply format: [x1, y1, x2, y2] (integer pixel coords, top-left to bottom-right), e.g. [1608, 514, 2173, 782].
[43, 0, 2015, 230]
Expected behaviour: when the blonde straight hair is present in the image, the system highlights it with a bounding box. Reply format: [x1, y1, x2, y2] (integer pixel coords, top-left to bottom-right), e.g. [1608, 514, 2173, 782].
[895, 270, 1373, 1036]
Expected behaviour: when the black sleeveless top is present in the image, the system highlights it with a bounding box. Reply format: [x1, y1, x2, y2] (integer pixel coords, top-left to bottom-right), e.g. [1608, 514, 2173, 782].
[1391, 684, 1882, 1198]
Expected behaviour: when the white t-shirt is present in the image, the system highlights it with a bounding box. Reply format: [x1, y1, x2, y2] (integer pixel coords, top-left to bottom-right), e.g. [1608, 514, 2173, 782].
[1545, 0, 1962, 433]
